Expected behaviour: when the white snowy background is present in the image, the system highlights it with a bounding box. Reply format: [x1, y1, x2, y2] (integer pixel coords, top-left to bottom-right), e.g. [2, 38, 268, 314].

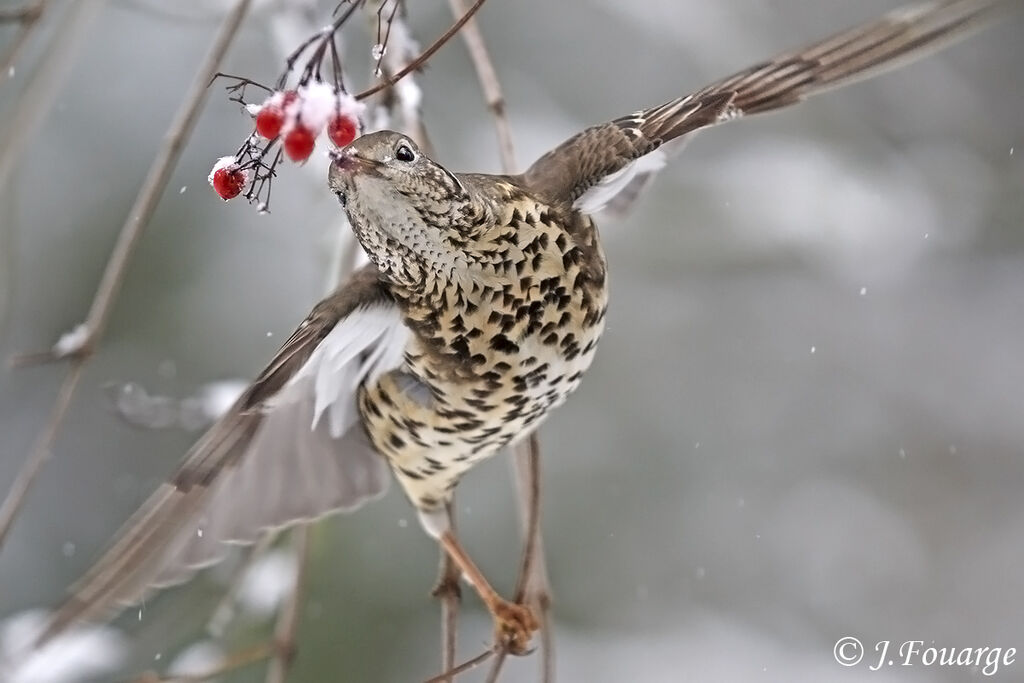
[1, 0, 1023, 681]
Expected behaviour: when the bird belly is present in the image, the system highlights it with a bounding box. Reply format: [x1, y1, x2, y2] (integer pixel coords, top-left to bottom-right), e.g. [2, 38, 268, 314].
[359, 313, 605, 511]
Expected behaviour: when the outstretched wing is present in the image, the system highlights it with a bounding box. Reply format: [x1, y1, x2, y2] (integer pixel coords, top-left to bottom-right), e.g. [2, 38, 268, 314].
[38, 265, 407, 647]
[524, 0, 1013, 215]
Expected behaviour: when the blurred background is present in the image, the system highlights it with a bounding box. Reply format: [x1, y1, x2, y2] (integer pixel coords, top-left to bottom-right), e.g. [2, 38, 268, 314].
[1, 0, 1023, 680]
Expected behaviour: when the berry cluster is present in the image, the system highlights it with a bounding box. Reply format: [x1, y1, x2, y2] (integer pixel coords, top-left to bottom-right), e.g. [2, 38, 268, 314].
[208, 80, 365, 203]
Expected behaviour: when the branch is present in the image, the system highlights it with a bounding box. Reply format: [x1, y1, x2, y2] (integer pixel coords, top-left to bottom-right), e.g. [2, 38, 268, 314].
[446, 0, 516, 172]
[264, 526, 311, 683]
[0, 0, 43, 24]
[422, 648, 495, 683]
[0, 0, 254, 551]
[127, 641, 277, 683]
[431, 504, 461, 681]
[444, 8, 555, 680]
[355, 0, 487, 100]
[0, 0, 45, 76]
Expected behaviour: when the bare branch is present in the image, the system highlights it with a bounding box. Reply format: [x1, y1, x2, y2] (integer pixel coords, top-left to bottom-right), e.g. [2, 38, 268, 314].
[446, 0, 517, 172]
[422, 648, 495, 683]
[127, 641, 277, 683]
[355, 0, 487, 100]
[0, 0, 254, 552]
[206, 530, 280, 637]
[444, 9, 555, 679]
[0, 0, 105, 189]
[265, 526, 311, 683]
[0, 1, 44, 23]
[512, 434, 555, 682]
[0, 0, 44, 76]
[431, 504, 461, 681]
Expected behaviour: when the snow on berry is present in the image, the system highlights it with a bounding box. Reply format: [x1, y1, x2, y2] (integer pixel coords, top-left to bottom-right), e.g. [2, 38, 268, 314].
[283, 125, 315, 162]
[327, 113, 359, 148]
[208, 156, 247, 200]
[253, 90, 298, 139]
[294, 81, 338, 135]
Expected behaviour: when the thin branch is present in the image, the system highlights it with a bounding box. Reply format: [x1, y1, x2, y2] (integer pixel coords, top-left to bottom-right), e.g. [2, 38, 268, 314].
[431, 504, 461, 682]
[422, 648, 495, 683]
[355, 0, 487, 100]
[0, 0, 253, 552]
[206, 530, 280, 637]
[513, 434, 555, 682]
[265, 526, 311, 683]
[446, 0, 516, 173]
[447, 10, 555, 679]
[0, 1, 44, 22]
[0, 0, 44, 78]
[127, 641, 277, 683]
[0, 0, 105, 190]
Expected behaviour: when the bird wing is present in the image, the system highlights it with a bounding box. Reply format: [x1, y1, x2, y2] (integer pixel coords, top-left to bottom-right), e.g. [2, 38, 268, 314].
[524, 0, 1014, 215]
[39, 265, 407, 646]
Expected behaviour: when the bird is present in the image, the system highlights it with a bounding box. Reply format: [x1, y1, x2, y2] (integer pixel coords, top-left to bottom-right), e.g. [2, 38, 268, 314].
[29, 0, 1018, 662]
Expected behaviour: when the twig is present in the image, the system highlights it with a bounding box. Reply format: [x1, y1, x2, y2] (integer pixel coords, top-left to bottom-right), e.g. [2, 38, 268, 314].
[264, 526, 311, 683]
[0, 0, 253, 551]
[206, 530, 280, 637]
[512, 434, 555, 682]
[0, 1, 43, 22]
[447, 10, 554, 679]
[366, 0, 433, 155]
[431, 504, 461, 682]
[355, 0, 487, 100]
[422, 648, 495, 683]
[446, 0, 516, 173]
[127, 641, 277, 683]
[0, 0, 44, 77]
[0, 0, 104, 191]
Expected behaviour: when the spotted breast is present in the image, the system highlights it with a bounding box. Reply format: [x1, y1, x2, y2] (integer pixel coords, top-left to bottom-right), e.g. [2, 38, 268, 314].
[357, 177, 607, 510]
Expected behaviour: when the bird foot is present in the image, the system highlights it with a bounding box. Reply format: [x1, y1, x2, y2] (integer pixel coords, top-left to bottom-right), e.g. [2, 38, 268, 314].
[491, 599, 539, 655]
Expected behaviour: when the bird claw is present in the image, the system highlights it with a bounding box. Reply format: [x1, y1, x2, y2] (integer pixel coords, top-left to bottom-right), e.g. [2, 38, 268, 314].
[491, 599, 539, 656]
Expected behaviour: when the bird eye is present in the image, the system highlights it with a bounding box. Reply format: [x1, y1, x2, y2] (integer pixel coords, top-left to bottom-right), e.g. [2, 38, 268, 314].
[335, 190, 347, 207]
[395, 144, 415, 163]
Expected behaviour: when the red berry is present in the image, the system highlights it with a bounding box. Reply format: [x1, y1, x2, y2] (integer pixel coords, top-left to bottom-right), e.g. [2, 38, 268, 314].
[254, 90, 298, 139]
[327, 114, 359, 147]
[255, 105, 284, 139]
[284, 125, 315, 162]
[211, 167, 246, 200]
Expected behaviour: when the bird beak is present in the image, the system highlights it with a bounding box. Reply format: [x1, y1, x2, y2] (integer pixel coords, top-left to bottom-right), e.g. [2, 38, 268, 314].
[330, 149, 376, 176]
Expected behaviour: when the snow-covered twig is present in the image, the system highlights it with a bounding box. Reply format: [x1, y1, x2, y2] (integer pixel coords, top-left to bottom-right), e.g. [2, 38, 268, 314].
[0, 0, 254, 553]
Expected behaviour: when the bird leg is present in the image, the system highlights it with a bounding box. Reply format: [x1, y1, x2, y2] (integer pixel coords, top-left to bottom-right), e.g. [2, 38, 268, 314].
[438, 530, 539, 655]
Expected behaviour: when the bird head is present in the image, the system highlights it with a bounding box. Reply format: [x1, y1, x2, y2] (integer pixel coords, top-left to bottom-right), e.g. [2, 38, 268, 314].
[328, 131, 475, 291]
